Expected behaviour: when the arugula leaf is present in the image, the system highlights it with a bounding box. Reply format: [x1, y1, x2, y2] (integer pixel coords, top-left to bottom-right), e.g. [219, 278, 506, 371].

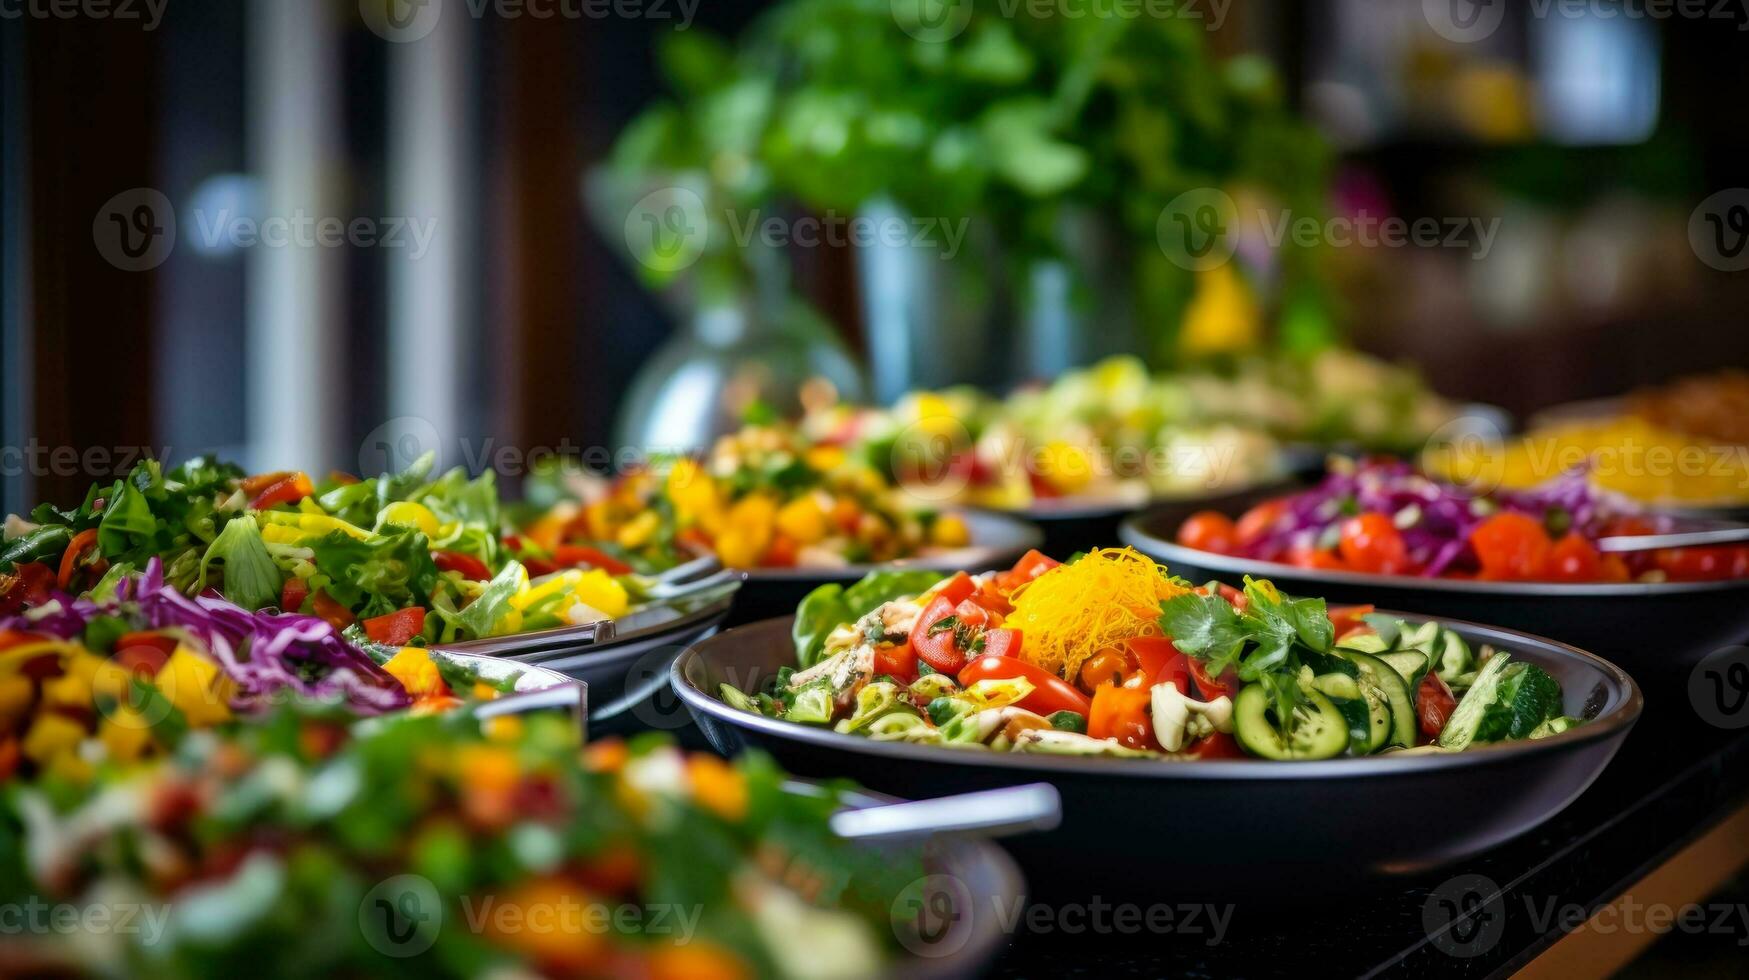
[198, 513, 283, 611]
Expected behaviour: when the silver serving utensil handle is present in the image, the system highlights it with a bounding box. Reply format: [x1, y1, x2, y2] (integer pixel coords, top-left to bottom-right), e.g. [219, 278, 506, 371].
[645, 568, 744, 602]
[829, 783, 1062, 842]
[653, 553, 721, 585]
[1595, 526, 1749, 553]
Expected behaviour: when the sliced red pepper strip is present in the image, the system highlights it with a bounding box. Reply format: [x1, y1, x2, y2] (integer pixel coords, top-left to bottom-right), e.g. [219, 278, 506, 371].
[433, 550, 494, 581]
[310, 590, 356, 629]
[552, 545, 633, 576]
[280, 576, 310, 613]
[249, 472, 315, 510]
[57, 527, 101, 590]
[362, 607, 427, 646]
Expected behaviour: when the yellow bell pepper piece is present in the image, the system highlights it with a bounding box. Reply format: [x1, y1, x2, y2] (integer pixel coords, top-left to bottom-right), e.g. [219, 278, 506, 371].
[775, 496, 828, 545]
[99, 707, 156, 763]
[931, 514, 971, 548]
[572, 569, 629, 619]
[22, 712, 86, 765]
[378, 501, 442, 538]
[258, 511, 371, 541]
[666, 459, 721, 525]
[382, 647, 450, 699]
[686, 754, 748, 822]
[1037, 440, 1095, 495]
[0, 674, 33, 732]
[1179, 263, 1260, 357]
[616, 511, 661, 550]
[40, 670, 93, 712]
[715, 494, 778, 568]
[509, 574, 568, 612]
[804, 445, 846, 473]
[157, 647, 234, 727]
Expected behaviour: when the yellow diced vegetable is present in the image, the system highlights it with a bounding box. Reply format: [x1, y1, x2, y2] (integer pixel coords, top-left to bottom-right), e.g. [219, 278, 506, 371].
[1037, 440, 1094, 495]
[572, 569, 629, 619]
[382, 647, 450, 699]
[99, 707, 156, 763]
[666, 459, 721, 526]
[378, 501, 442, 538]
[776, 496, 827, 545]
[931, 514, 971, 548]
[0, 675, 33, 732]
[22, 712, 86, 764]
[804, 445, 846, 473]
[617, 511, 661, 550]
[158, 647, 233, 727]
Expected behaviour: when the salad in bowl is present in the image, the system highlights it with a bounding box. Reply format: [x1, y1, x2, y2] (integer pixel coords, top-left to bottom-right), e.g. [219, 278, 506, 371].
[718, 548, 1579, 761]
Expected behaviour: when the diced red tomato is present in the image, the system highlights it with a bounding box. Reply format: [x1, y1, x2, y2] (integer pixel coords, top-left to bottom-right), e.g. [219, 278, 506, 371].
[1178, 511, 1238, 554]
[310, 590, 356, 629]
[910, 595, 970, 674]
[764, 534, 799, 568]
[874, 641, 918, 681]
[1122, 636, 1181, 685]
[551, 545, 632, 576]
[1547, 533, 1603, 582]
[280, 576, 310, 612]
[1416, 673, 1458, 739]
[248, 472, 315, 510]
[1328, 604, 1376, 639]
[980, 628, 1021, 660]
[57, 527, 101, 590]
[933, 571, 977, 607]
[1212, 582, 1247, 610]
[1088, 684, 1158, 751]
[958, 655, 1092, 717]
[1234, 499, 1290, 545]
[1181, 732, 1247, 759]
[362, 607, 426, 646]
[1185, 655, 1235, 700]
[1469, 513, 1552, 581]
[1339, 513, 1410, 575]
[1285, 548, 1348, 571]
[433, 551, 494, 581]
[0, 562, 55, 615]
[996, 550, 1060, 593]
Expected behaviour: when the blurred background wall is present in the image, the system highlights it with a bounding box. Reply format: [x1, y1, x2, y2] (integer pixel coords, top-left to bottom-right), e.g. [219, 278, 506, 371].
[3, 0, 1748, 511]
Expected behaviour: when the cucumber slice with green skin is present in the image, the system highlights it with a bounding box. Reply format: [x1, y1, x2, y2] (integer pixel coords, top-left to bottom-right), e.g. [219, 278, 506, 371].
[1335, 632, 1391, 654]
[1529, 715, 1579, 739]
[1315, 672, 1391, 753]
[1438, 653, 1514, 750]
[1479, 663, 1563, 742]
[1400, 620, 1442, 653]
[1377, 650, 1430, 689]
[1233, 684, 1351, 760]
[1337, 650, 1418, 749]
[1302, 647, 1360, 679]
[1437, 630, 1474, 685]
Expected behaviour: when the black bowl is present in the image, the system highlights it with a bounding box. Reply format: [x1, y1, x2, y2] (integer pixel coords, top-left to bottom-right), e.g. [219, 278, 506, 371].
[728, 511, 1043, 625]
[436, 590, 736, 734]
[673, 615, 1640, 902]
[1119, 490, 1749, 680]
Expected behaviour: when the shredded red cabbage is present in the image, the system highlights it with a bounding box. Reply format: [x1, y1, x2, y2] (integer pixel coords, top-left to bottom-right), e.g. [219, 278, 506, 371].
[1241, 459, 1656, 577]
[0, 559, 411, 715]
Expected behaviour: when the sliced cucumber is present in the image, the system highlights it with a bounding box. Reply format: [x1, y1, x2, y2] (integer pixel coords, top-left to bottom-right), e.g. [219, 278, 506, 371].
[1328, 695, 1375, 756]
[1437, 653, 1514, 750]
[1377, 650, 1430, 689]
[1233, 684, 1350, 760]
[1437, 630, 1474, 685]
[1399, 620, 1442, 653]
[1311, 672, 1362, 700]
[1335, 631, 1391, 654]
[1338, 650, 1417, 749]
[1301, 647, 1360, 678]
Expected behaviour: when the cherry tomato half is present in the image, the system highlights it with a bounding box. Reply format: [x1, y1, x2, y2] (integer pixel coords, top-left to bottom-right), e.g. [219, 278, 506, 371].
[1178, 511, 1238, 554]
[1234, 499, 1290, 546]
[1339, 513, 1410, 575]
[1547, 533, 1602, 582]
[1416, 672, 1458, 739]
[1469, 512, 1551, 581]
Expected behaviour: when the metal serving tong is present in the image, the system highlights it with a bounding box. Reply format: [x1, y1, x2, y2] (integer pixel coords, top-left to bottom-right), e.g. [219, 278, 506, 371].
[1594, 525, 1749, 553]
[829, 783, 1063, 843]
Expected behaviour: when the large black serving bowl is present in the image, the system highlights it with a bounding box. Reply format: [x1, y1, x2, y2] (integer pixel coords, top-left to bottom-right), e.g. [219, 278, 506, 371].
[674, 615, 1640, 903]
[1119, 489, 1749, 680]
[726, 511, 1043, 626]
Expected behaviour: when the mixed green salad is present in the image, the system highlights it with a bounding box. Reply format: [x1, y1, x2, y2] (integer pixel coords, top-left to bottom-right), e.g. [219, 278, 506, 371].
[0, 706, 922, 979]
[1, 454, 666, 648]
[722, 549, 1581, 761]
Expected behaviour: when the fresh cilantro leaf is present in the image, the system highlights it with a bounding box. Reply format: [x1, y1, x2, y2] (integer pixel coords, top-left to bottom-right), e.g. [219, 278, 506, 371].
[1159, 591, 1249, 678]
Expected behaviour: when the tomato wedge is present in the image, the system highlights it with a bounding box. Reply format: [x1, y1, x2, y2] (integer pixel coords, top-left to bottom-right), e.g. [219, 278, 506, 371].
[1416, 672, 1458, 739]
[996, 550, 1060, 594]
[1328, 604, 1376, 640]
[958, 655, 1091, 717]
[362, 607, 427, 646]
[874, 641, 918, 682]
[433, 551, 494, 581]
[981, 628, 1021, 660]
[552, 545, 632, 576]
[57, 527, 101, 590]
[1181, 732, 1246, 759]
[1088, 684, 1158, 750]
[910, 595, 971, 674]
[932, 571, 977, 607]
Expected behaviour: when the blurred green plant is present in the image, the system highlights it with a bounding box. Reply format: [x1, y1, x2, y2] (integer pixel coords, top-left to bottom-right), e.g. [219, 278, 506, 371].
[600, 0, 1337, 362]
